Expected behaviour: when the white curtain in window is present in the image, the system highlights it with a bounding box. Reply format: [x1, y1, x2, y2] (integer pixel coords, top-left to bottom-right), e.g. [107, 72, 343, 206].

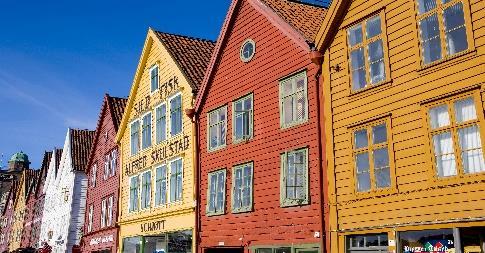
[458, 125, 485, 174]
[433, 132, 457, 177]
[429, 105, 450, 129]
[454, 97, 477, 123]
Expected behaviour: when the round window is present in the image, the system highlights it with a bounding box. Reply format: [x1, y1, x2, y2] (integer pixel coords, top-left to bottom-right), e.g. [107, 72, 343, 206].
[240, 39, 256, 62]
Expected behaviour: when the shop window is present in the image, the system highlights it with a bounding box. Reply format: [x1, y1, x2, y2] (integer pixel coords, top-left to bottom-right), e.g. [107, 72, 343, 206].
[347, 233, 389, 253]
[131, 120, 140, 156]
[156, 103, 167, 143]
[170, 94, 183, 137]
[123, 236, 142, 253]
[155, 165, 168, 206]
[150, 65, 159, 93]
[142, 112, 152, 150]
[352, 119, 393, 192]
[207, 169, 226, 216]
[170, 158, 183, 202]
[280, 148, 309, 207]
[233, 94, 253, 143]
[425, 95, 485, 178]
[129, 176, 139, 212]
[279, 71, 308, 128]
[232, 162, 253, 213]
[415, 0, 472, 65]
[347, 12, 389, 91]
[400, 228, 485, 253]
[255, 247, 319, 253]
[167, 230, 193, 253]
[208, 106, 227, 151]
[141, 171, 152, 209]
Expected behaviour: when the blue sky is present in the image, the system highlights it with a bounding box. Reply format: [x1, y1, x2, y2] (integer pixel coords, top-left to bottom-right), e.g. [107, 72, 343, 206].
[0, 0, 230, 168]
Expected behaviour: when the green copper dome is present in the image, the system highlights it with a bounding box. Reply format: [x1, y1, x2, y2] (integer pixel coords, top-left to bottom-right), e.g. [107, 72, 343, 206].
[9, 151, 30, 164]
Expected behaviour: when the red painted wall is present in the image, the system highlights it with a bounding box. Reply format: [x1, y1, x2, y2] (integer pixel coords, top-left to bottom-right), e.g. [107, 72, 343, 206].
[81, 99, 121, 253]
[197, 0, 324, 251]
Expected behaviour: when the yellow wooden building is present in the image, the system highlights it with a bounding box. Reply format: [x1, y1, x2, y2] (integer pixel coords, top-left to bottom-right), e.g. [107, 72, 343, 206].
[116, 28, 214, 253]
[315, 0, 485, 252]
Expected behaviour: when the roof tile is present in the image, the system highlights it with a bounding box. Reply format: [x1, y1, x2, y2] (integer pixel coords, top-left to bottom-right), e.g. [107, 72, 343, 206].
[107, 96, 128, 131]
[70, 129, 95, 172]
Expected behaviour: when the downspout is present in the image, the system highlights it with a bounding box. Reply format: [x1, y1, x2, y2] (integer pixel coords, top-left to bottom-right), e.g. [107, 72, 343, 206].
[185, 102, 199, 253]
[310, 49, 325, 253]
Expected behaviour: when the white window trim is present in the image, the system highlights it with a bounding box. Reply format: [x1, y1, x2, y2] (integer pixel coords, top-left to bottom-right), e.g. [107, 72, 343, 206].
[130, 119, 140, 156]
[278, 71, 309, 129]
[110, 149, 117, 177]
[155, 102, 168, 144]
[168, 157, 184, 203]
[141, 111, 153, 150]
[107, 196, 113, 226]
[150, 64, 159, 94]
[91, 164, 97, 188]
[280, 147, 310, 207]
[154, 164, 168, 207]
[231, 162, 254, 213]
[232, 93, 254, 144]
[101, 198, 106, 228]
[140, 170, 152, 210]
[128, 175, 139, 213]
[206, 169, 226, 216]
[168, 92, 183, 139]
[87, 205, 93, 233]
[207, 105, 228, 152]
[103, 154, 109, 181]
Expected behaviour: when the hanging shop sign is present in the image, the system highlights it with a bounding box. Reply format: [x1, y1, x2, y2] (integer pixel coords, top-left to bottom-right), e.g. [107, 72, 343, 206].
[140, 220, 165, 233]
[89, 234, 114, 246]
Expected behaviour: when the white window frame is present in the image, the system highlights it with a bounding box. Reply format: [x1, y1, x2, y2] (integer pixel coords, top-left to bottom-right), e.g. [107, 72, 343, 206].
[87, 205, 93, 233]
[104, 154, 109, 180]
[207, 106, 228, 152]
[101, 198, 107, 228]
[232, 93, 254, 143]
[150, 64, 159, 94]
[231, 162, 254, 213]
[110, 149, 117, 177]
[155, 164, 168, 206]
[141, 112, 152, 150]
[140, 170, 152, 210]
[280, 147, 309, 207]
[90, 164, 97, 188]
[168, 157, 184, 203]
[155, 102, 168, 144]
[279, 71, 309, 129]
[168, 92, 183, 138]
[107, 195, 113, 226]
[130, 119, 140, 156]
[206, 169, 226, 216]
[128, 175, 139, 213]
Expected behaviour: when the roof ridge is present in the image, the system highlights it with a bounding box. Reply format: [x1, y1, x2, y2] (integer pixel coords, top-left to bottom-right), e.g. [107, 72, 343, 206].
[153, 30, 216, 44]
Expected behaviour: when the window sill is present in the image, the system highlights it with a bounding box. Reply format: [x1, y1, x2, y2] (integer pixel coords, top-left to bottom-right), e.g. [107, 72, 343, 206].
[208, 144, 226, 153]
[432, 171, 485, 188]
[232, 136, 253, 145]
[206, 211, 225, 217]
[280, 119, 309, 131]
[348, 79, 393, 99]
[353, 186, 397, 200]
[280, 199, 309, 208]
[231, 207, 253, 214]
[417, 49, 477, 75]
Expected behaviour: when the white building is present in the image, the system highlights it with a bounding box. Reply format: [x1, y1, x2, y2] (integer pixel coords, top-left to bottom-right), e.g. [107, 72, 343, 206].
[39, 128, 95, 253]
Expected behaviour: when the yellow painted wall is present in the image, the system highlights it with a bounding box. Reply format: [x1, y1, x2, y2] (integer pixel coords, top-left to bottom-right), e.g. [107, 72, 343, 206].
[117, 29, 196, 252]
[9, 172, 26, 251]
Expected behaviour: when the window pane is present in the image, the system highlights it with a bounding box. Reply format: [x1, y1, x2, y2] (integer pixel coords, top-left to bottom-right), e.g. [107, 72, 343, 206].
[209, 174, 217, 212]
[234, 169, 242, 208]
[283, 80, 293, 97]
[210, 125, 218, 149]
[366, 16, 382, 38]
[170, 95, 182, 136]
[374, 148, 389, 168]
[374, 148, 391, 188]
[296, 91, 306, 121]
[355, 129, 368, 149]
[275, 248, 291, 253]
[458, 125, 485, 174]
[454, 97, 477, 123]
[350, 47, 366, 90]
[216, 173, 225, 211]
[156, 104, 166, 143]
[357, 174, 371, 192]
[444, 3, 468, 55]
[432, 132, 457, 177]
[417, 0, 437, 14]
[419, 14, 442, 64]
[368, 39, 385, 84]
[429, 105, 450, 129]
[284, 96, 294, 124]
[151, 67, 158, 92]
[356, 152, 370, 173]
[348, 24, 363, 47]
[373, 124, 388, 144]
[356, 152, 371, 192]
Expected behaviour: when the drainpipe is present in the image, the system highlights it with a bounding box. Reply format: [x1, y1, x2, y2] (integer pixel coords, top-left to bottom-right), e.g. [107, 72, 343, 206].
[310, 49, 326, 253]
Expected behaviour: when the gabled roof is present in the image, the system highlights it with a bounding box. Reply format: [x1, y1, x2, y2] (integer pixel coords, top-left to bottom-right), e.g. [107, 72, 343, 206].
[70, 129, 95, 172]
[154, 31, 215, 91]
[33, 151, 52, 196]
[24, 169, 38, 198]
[54, 148, 62, 176]
[194, 0, 327, 112]
[260, 0, 327, 42]
[315, 0, 350, 50]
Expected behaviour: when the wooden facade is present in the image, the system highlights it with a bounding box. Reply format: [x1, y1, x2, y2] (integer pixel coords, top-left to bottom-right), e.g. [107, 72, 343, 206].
[194, 1, 327, 253]
[0, 181, 18, 252]
[116, 29, 214, 253]
[315, 0, 485, 252]
[81, 95, 127, 253]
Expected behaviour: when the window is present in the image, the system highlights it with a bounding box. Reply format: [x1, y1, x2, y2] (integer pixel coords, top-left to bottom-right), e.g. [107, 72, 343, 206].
[352, 121, 392, 192]
[207, 169, 226, 216]
[279, 71, 308, 128]
[90, 164, 97, 188]
[150, 65, 159, 93]
[232, 162, 253, 213]
[101, 198, 107, 228]
[104, 154, 109, 180]
[107, 196, 113, 226]
[348, 13, 387, 91]
[155, 165, 167, 206]
[170, 158, 183, 202]
[208, 106, 227, 151]
[156, 103, 167, 143]
[129, 176, 139, 212]
[280, 148, 309, 207]
[233, 94, 253, 143]
[416, 0, 470, 65]
[87, 205, 93, 233]
[170, 94, 183, 136]
[346, 233, 388, 253]
[426, 96, 485, 178]
[141, 171, 151, 209]
[142, 113, 152, 149]
[131, 120, 140, 155]
[110, 149, 117, 177]
[240, 39, 256, 62]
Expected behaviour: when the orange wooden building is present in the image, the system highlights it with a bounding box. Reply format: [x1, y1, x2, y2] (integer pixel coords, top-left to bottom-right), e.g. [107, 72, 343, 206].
[314, 0, 485, 252]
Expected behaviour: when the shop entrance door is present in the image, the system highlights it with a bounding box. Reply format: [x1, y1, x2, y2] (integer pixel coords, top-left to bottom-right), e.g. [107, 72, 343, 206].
[205, 247, 244, 253]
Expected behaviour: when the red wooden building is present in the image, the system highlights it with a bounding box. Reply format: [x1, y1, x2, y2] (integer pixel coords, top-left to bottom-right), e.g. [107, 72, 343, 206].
[194, 1, 327, 253]
[81, 94, 127, 253]
[21, 151, 52, 249]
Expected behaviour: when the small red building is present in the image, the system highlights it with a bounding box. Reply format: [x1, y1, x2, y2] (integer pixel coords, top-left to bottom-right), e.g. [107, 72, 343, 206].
[21, 151, 52, 249]
[194, 1, 327, 253]
[81, 95, 127, 253]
